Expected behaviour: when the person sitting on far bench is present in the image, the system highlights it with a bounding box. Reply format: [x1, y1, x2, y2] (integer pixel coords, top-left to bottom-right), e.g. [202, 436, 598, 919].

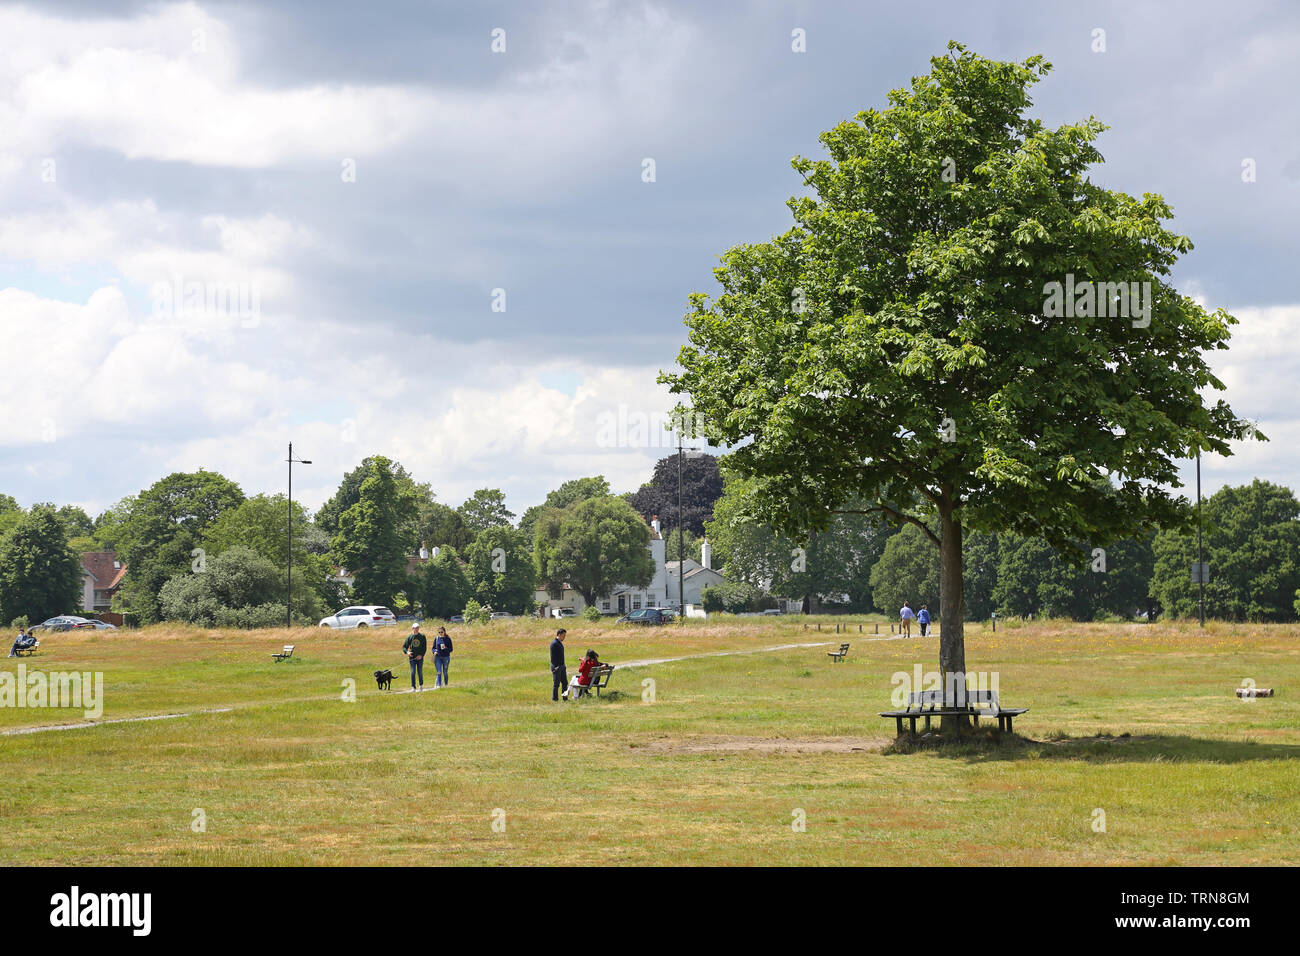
[8, 627, 37, 658]
[570, 649, 602, 698]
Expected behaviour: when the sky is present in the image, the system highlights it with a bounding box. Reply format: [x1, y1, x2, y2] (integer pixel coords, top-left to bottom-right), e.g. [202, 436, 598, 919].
[0, 0, 1297, 519]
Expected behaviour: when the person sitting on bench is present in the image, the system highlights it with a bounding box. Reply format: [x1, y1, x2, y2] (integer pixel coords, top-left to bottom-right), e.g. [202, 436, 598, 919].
[8, 627, 36, 658]
[569, 649, 603, 698]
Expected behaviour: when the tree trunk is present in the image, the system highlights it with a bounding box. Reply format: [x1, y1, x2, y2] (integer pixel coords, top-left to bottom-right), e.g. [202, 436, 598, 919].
[937, 495, 968, 732]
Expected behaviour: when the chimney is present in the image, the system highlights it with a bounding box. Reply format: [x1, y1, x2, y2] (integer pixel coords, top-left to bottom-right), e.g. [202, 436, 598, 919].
[700, 539, 712, 571]
[650, 514, 661, 536]
[431, 546, 440, 559]
[419, 541, 429, 560]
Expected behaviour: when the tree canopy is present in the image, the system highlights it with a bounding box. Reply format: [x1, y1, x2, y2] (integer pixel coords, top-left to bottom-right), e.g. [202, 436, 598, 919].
[625, 453, 722, 536]
[0, 504, 83, 625]
[662, 43, 1254, 710]
[534, 496, 654, 606]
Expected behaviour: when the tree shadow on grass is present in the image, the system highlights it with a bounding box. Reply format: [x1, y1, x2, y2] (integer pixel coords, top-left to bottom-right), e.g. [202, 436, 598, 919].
[883, 730, 1300, 764]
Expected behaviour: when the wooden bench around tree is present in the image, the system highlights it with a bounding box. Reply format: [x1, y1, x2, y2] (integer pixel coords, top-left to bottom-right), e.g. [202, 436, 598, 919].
[879, 689, 1027, 735]
[827, 643, 850, 663]
[271, 644, 295, 662]
[574, 664, 615, 698]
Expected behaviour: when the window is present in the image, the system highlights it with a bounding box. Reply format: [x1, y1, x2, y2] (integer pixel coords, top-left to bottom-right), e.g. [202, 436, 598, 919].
[602, 601, 611, 611]
[633, 597, 642, 609]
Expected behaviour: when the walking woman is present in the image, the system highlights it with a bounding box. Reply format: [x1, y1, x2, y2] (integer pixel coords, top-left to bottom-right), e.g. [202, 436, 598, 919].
[432, 625, 454, 688]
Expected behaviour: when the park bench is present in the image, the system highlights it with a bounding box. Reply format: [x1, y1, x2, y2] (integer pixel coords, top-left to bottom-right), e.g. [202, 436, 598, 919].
[827, 642, 850, 663]
[574, 664, 615, 698]
[271, 644, 295, 663]
[879, 689, 1027, 736]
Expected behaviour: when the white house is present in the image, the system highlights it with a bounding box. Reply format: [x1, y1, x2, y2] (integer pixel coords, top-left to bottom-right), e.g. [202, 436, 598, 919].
[535, 515, 681, 615]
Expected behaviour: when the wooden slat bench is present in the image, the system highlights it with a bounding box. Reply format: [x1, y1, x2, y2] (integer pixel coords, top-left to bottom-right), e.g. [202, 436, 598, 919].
[827, 642, 850, 663]
[880, 689, 1027, 735]
[574, 664, 615, 698]
[271, 644, 295, 662]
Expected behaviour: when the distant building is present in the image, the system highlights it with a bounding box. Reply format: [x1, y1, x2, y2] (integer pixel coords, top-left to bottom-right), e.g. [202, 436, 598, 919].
[80, 551, 127, 613]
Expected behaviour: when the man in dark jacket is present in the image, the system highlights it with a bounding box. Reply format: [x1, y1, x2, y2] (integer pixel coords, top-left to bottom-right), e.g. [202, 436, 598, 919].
[550, 628, 568, 701]
[403, 623, 427, 692]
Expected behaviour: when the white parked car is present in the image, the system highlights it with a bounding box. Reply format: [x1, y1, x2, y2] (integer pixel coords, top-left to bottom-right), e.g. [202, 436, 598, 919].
[319, 606, 397, 629]
[489, 611, 513, 620]
[550, 607, 578, 619]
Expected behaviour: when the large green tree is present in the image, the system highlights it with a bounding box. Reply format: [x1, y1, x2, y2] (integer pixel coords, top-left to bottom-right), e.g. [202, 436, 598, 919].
[411, 547, 471, 619]
[463, 526, 535, 614]
[626, 453, 722, 536]
[457, 489, 515, 535]
[662, 44, 1253, 722]
[113, 471, 246, 622]
[0, 504, 84, 624]
[534, 496, 654, 607]
[518, 476, 611, 542]
[1152, 480, 1300, 622]
[316, 456, 430, 548]
[331, 457, 418, 607]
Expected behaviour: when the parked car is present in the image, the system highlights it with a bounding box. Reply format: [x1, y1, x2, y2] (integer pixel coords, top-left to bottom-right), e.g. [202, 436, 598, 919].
[761, 608, 784, 616]
[319, 606, 397, 629]
[616, 608, 670, 626]
[31, 615, 95, 633]
[550, 607, 578, 619]
[448, 615, 465, 624]
[79, 619, 118, 629]
[489, 611, 513, 620]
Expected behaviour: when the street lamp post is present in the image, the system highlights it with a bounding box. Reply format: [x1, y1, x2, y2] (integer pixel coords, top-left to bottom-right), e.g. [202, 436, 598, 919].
[677, 429, 685, 615]
[1196, 448, 1204, 628]
[287, 442, 312, 628]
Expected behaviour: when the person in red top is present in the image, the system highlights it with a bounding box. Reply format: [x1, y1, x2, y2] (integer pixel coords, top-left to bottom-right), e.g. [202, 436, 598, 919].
[569, 649, 602, 699]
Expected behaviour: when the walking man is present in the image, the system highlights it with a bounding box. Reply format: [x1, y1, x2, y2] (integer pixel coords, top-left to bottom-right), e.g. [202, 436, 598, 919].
[550, 628, 568, 701]
[432, 625, 453, 688]
[918, 604, 930, 638]
[403, 622, 427, 692]
[899, 601, 914, 638]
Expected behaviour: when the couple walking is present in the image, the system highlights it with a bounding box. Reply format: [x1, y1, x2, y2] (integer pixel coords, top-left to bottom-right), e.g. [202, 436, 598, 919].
[898, 602, 931, 638]
[402, 622, 454, 691]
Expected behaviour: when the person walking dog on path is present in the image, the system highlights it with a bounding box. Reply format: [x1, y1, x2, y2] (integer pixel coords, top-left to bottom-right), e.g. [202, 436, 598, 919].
[550, 628, 568, 701]
[403, 622, 427, 692]
[432, 625, 453, 688]
[917, 605, 931, 638]
[899, 602, 915, 638]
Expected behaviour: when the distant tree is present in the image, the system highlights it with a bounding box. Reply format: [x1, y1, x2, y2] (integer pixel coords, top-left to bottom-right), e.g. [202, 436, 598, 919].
[203, 493, 336, 616]
[0, 504, 84, 623]
[462, 526, 534, 614]
[0, 494, 19, 515]
[626, 453, 722, 536]
[417, 501, 474, 553]
[534, 496, 653, 607]
[114, 471, 246, 623]
[518, 476, 611, 541]
[664, 528, 702, 565]
[55, 505, 94, 539]
[701, 581, 761, 613]
[331, 457, 418, 607]
[457, 488, 515, 535]
[316, 456, 430, 548]
[1152, 480, 1300, 622]
[157, 546, 295, 627]
[870, 525, 942, 617]
[411, 547, 471, 619]
[961, 533, 1001, 621]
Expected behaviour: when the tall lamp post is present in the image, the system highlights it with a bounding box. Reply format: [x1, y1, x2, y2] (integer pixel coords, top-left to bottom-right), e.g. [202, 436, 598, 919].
[677, 429, 685, 615]
[1196, 448, 1204, 628]
[287, 442, 311, 628]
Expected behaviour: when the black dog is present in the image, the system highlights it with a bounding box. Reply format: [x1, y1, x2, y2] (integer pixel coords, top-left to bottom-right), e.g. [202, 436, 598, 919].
[373, 668, 395, 691]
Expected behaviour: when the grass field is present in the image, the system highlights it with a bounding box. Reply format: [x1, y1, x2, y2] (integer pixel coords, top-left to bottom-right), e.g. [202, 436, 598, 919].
[1, 616, 1297, 866]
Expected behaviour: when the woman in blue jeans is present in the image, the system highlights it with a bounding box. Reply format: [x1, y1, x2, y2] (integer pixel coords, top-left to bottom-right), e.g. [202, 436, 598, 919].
[432, 626, 454, 688]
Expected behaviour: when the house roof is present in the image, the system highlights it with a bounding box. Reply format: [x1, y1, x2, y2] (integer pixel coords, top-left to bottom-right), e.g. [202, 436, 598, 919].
[81, 551, 127, 589]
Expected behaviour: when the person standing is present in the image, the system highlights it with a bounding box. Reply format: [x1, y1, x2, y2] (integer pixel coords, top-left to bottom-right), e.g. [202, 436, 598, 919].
[899, 602, 914, 638]
[917, 605, 930, 638]
[432, 625, 454, 688]
[550, 628, 568, 701]
[403, 622, 427, 692]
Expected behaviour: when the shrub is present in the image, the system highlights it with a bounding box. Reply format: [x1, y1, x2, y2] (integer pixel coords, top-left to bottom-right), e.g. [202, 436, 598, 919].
[9, 615, 29, 631]
[582, 606, 601, 622]
[701, 581, 760, 613]
[462, 598, 491, 625]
